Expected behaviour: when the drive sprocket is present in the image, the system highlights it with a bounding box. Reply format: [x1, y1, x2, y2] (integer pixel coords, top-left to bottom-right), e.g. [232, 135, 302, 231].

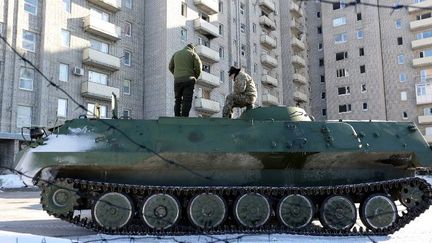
[40, 178, 79, 217]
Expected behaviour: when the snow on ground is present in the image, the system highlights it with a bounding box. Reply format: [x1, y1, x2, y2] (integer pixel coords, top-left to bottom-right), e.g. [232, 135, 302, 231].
[0, 231, 71, 243]
[0, 174, 27, 189]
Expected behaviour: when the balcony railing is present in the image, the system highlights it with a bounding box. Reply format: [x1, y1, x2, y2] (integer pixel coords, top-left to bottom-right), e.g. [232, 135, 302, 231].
[194, 0, 219, 15]
[294, 91, 308, 102]
[413, 56, 432, 67]
[293, 73, 307, 85]
[195, 97, 220, 113]
[258, 0, 275, 13]
[408, 0, 432, 13]
[289, 1, 303, 17]
[195, 45, 220, 63]
[83, 48, 120, 71]
[292, 37, 305, 50]
[259, 16, 276, 30]
[261, 74, 278, 86]
[87, 0, 121, 12]
[197, 71, 221, 88]
[260, 34, 277, 49]
[194, 18, 219, 39]
[261, 54, 278, 68]
[410, 18, 432, 31]
[83, 14, 121, 41]
[81, 81, 120, 100]
[290, 19, 304, 34]
[262, 94, 279, 106]
[412, 37, 432, 50]
[418, 115, 432, 124]
[292, 55, 306, 68]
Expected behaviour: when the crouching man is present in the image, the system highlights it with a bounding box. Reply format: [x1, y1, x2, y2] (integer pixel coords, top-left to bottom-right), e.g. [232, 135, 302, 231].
[222, 66, 257, 118]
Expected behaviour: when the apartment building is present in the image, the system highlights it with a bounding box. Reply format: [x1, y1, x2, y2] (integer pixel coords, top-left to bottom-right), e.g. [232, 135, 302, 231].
[309, 0, 432, 143]
[0, 0, 145, 168]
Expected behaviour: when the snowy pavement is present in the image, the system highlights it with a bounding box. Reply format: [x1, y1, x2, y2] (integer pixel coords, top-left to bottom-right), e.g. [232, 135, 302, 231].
[1, 174, 431, 243]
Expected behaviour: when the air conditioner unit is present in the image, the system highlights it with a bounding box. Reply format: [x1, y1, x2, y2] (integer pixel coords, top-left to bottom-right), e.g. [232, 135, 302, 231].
[72, 67, 84, 76]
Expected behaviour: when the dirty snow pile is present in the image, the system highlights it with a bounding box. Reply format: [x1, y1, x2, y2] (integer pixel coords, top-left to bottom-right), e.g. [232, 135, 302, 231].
[0, 174, 27, 189]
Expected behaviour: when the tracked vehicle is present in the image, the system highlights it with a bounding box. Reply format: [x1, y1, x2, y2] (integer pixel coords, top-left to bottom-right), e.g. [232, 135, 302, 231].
[15, 106, 432, 236]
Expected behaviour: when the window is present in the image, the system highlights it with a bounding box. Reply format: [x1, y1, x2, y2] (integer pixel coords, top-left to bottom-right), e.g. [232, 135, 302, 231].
[0, 23, 3, 36]
[318, 42, 323, 51]
[88, 71, 107, 85]
[321, 92, 326, 99]
[319, 58, 324, 66]
[240, 24, 245, 33]
[332, 17, 347, 27]
[398, 54, 404, 64]
[61, 29, 70, 48]
[123, 80, 131, 95]
[363, 102, 368, 111]
[361, 84, 367, 92]
[357, 13, 362, 21]
[424, 107, 432, 115]
[59, 63, 69, 82]
[417, 84, 427, 96]
[219, 1, 223, 12]
[252, 23, 256, 33]
[337, 69, 349, 77]
[416, 13, 431, 21]
[360, 65, 366, 73]
[240, 3, 245, 14]
[87, 103, 107, 118]
[17, 106, 32, 128]
[395, 19, 402, 29]
[253, 43, 257, 54]
[401, 91, 407, 101]
[333, 1, 345, 10]
[123, 109, 131, 118]
[336, 51, 348, 61]
[397, 37, 403, 45]
[253, 63, 257, 73]
[359, 47, 365, 56]
[180, 28, 187, 42]
[57, 99, 67, 117]
[321, 75, 325, 82]
[123, 0, 132, 9]
[241, 44, 246, 56]
[420, 49, 432, 58]
[317, 26, 322, 34]
[63, 0, 71, 13]
[219, 24, 224, 35]
[90, 8, 109, 21]
[421, 69, 430, 82]
[402, 111, 408, 119]
[322, 109, 327, 116]
[335, 33, 347, 43]
[220, 70, 225, 83]
[90, 39, 109, 53]
[22, 30, 36, 52]
[357, 30, 364, 39]
[338, 86, 351, 95]
[24, 0, 38, 15]
[123, 50, 131, 66]
[124, 22, 132, 37]
[400, 73, 407, 82]
[19, 67, 34, 91]
[416, 30, 432, 40]
[317, 12, 321, 18]
[181, 2, 187, 17]
[426, 127, 432, 135]
[339, 104, 352, 113]
[219, 46, 224, 58]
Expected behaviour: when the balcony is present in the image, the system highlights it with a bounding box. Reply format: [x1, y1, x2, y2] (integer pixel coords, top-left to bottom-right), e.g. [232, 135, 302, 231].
[87, 0, 121, 12]
[260, 34, 277, 49]
[194, 0, 218, 15]
[195, 98, 220, 113]
[258, 0, 275, 14]
[195, 45, 220, 63]
[197, 71, 221, 88]
[290, 19, 304, 34]
[262, 94, 279, 106]
[83, 48, 120, 71]
[293, 73, 307, 85]
[81, 81, 120, 100]
[418, 115, 432, 124]
[259, 16, 276, 31]
[412, 37, 432, 49]
[409, 0, 432, 13]
[294, 91, 308, 103]
[194, 18, 219, 39]
[410, 18, 432, 31]
[413, 56, 432, 67]
[416, 83, 432, 105]
[289, 1, 303, 17]
[261, 75, 278, 86]
[292, 55, 306, 68]
[425, 135, 432, 143]
[261, 54, 278, 68]
[291, 37, 305, 50]
[83, 14, 121, 41]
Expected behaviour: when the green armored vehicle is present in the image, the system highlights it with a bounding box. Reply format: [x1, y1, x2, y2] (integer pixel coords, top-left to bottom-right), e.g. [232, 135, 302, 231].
[15, 106, 432, 236]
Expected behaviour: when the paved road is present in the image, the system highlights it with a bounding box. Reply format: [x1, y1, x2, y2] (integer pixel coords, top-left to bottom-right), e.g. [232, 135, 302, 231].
[0, 190, 93, 239]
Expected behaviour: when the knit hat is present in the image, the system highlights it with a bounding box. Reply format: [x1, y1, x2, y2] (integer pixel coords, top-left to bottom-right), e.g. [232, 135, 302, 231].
[228, 66, 241, 77]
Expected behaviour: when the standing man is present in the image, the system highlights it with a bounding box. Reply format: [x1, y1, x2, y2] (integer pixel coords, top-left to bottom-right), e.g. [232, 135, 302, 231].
[222, 66, 257, 118]
[169, 44, 202, 117]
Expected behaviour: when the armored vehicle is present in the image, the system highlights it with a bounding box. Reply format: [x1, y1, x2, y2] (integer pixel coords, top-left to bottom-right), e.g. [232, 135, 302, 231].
[15, 106, 432, 236]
